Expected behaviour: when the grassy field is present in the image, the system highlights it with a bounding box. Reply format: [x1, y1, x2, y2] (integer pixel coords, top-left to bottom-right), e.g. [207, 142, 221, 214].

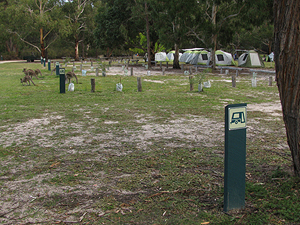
[0, 61, 299, 224]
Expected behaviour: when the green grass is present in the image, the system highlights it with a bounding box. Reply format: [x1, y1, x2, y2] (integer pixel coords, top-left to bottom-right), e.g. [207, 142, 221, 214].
[0, 61, 298, 224]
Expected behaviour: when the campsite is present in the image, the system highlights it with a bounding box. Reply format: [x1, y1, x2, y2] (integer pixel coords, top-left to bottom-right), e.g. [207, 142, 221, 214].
[1, 0, 300, 224]
[0, 59, 299, 224]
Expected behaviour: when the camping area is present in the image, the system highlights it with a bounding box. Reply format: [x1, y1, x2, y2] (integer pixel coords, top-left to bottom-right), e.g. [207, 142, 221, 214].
[0, 60, 299, 224]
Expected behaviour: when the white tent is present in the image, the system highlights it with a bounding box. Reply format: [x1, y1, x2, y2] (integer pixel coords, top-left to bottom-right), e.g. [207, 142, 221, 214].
[155, 52, 169, 62]
[166, 51, 182, 62]
[268, 52, 274, 62]
[179, 50, 194, 63]
[190, 50, 211, 65]
[215, 50, 234, 66]
[180, 48, 204, 63]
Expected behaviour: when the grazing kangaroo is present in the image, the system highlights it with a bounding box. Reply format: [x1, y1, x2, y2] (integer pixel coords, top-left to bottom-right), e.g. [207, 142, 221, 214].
[34, 69, 42, 77]
[20, 75, 35, 86]
[23, 68, 39, 79]
[65, 71, 78, 84]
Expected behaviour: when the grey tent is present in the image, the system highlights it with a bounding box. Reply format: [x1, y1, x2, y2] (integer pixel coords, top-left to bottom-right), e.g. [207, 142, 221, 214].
[238, 50, 265, 67]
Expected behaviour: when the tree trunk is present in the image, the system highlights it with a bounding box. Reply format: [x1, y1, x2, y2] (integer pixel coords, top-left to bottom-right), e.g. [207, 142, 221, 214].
[75, 36, 80, 61]
[173, 43, 180, 69]
[145, 2, 151, 69]
[211, 3, 218, 70]
[40, 28, 45, 58]
[274, 0, 300, 177]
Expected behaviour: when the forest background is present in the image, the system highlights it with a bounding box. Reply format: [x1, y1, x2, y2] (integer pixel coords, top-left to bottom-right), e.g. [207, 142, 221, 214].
[0, 0, 273, 62]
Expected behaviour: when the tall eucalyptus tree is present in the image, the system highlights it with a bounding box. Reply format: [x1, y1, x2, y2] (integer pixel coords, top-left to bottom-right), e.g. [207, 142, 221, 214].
[274, 0, 300, 177]
[4, 0, 62, 58]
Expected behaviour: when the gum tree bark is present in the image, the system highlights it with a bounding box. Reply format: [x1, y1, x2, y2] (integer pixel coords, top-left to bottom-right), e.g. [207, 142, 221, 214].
[274, 0, 300, 177]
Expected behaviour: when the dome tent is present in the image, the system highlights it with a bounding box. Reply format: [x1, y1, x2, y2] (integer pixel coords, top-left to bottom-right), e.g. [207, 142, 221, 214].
[179, 48, 204, 63]
[179, 50, 194, 63]
[238, 50, 265, 67]
[166, 51, 183, 62]
[215, 50, 234, 66]
[155, 52, 169, 62]
[190, 50, 211, 65]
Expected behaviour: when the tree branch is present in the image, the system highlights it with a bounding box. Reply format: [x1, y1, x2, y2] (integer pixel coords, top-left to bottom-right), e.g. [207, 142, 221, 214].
[7, 30, 41, 53]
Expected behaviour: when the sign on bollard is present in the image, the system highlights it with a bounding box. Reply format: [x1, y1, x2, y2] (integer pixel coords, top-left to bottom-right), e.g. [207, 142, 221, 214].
[224, 103, 247, 212]
[59, 68, 65, 93]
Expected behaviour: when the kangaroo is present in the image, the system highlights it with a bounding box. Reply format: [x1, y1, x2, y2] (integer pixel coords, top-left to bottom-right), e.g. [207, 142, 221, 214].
[20, 75, 35, 86]
[34, 69, 42, 77]
[23, 68, 39, 79]
[65, 71, 78, 84]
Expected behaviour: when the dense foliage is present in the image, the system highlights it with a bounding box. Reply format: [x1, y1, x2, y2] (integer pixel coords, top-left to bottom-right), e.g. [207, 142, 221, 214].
[0, 0, 273, 60]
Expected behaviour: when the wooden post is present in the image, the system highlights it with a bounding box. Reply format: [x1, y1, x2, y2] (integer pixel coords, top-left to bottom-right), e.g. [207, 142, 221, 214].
[91, 61, 93, 67]
[166, 61, 168, 69]
[162, 68, 165, 75]
[160, 61, 162, 69]
[155, 61, 157, 67]
[80, 63, 82, 71]
[269, 76, 272, 86]
[236, 70, 239, 77]
[131, 67, 133, 76]
[189, 76, 194, 91]
[91, 79, 95, 92]
[96, 68, 99, 77]
[232, 75, 236, 87]
[189, 67, 192, 75]
[137, 77, 142, 92]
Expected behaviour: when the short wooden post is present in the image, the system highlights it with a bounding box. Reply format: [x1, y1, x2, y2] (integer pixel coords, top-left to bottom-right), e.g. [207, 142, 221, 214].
[189, 67, 192, 75]
[131, 67, 133, 76]
[155, 61, 157, 67]
[232, 75, 236, 87]
[166, 61, 168, 69]
[80, 64, 82, 71]
[137, 77, 142, 92]
[236, 70, 239, 77]
[91, 61, 93, 67]
[189, 76, 194, 91]
[162, 68, 165, 75]
[160, 62, 162, 69]
[269, 76, 272, 86]
[96, 68, 99, 77]
[91, 78, 95, 92]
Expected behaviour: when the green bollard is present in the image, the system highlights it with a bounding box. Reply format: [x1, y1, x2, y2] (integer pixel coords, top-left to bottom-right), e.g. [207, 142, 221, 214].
[59, 68, 65, 93]
[55, 62, 59, 76]
[224, 103, 247, 212]
[48, 59, 51, 71]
